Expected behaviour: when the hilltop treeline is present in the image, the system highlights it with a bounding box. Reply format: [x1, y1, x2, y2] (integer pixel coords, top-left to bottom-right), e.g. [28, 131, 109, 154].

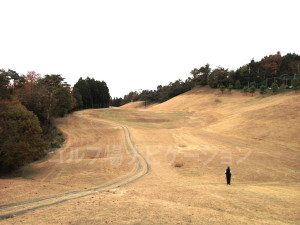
[112, 52, 300, 106]
[74, 77, 110, 109]
[111, 79, 193, 106]
[0, 70, 110, 172]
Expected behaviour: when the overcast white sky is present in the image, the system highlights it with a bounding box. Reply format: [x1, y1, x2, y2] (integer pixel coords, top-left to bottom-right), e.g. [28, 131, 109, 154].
[1, 0, 299, 97]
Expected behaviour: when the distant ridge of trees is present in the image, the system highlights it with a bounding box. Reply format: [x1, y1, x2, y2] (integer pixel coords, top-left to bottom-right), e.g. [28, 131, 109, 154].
[114, 52, 300, 106]
[0, 70, 110, 172]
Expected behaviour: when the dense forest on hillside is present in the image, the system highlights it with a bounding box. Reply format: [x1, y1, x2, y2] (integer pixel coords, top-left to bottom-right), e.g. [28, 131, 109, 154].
[111, 52, 300, 106]
[0, 71, 110, 172]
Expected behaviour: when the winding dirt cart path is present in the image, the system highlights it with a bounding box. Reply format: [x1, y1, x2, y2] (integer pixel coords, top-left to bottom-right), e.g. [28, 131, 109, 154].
[0, 111, 150, 219]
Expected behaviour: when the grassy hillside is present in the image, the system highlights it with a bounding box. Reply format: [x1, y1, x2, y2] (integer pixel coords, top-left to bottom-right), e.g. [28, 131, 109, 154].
[111, 86, 300, 184]
[1, 86, 299, 224]
[152, 87, 300, 142]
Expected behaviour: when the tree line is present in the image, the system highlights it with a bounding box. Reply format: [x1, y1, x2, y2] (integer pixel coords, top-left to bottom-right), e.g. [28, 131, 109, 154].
[0, 70, 110, 172]
[112, 52, 300, 106]
[111, 78, 193, 106]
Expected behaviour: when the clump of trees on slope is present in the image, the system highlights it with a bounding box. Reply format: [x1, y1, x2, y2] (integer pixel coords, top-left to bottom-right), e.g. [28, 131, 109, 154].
[0, 70, 110, 173]
[111, 52, 300, 106]
[74, 77, 110, 109]
[0, 104, 46, 172]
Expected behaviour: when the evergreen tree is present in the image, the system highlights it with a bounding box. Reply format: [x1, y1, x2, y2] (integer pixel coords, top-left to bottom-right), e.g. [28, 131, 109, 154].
[54, 86, 72, 117]
[243, 86, 249, 95]
[260, 85, 267, 96]
[271, 82, 278, 94]
[250, 84, 256, 96]
[279, 83, 285, 92]
[74, 78, 92, 108]
[235, 80, 241, 89]
[73, 87, 83, 109]
[219, 84, 225, 94]
[291, 79, 299, 93]
[198, 64, 211, 86]
[228, 84, 233, 93]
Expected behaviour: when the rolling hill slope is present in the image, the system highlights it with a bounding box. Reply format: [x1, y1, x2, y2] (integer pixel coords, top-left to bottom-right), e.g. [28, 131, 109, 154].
[2, 86, 299, 224]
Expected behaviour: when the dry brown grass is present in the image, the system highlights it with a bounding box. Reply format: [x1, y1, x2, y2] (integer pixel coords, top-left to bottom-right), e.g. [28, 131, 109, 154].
[0, 113, 136, 206]
[1, 86, 300, 224]
[120, 101, 146, 109]
[120, 101, 157, 109]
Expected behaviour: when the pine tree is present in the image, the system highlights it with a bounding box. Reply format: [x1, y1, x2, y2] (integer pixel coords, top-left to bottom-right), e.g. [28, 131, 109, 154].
[260, 85, 267, 96]
[228, 84, 233, 93]
[219, 84, 225, 94]
[271, 82, 278, 94]
[280, 83, 285, 92]
[291, 79, 299, 93]
[243, 86, 249, 95]
[235, 80, 241, 89]
[250, 85, 256, 96]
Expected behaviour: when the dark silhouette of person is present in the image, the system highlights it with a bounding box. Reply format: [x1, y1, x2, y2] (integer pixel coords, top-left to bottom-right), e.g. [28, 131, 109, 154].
[225, 166, 231, 185]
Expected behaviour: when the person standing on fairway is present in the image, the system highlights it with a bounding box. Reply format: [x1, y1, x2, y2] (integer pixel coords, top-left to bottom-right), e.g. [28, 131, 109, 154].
[225, 166, 231, 185]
